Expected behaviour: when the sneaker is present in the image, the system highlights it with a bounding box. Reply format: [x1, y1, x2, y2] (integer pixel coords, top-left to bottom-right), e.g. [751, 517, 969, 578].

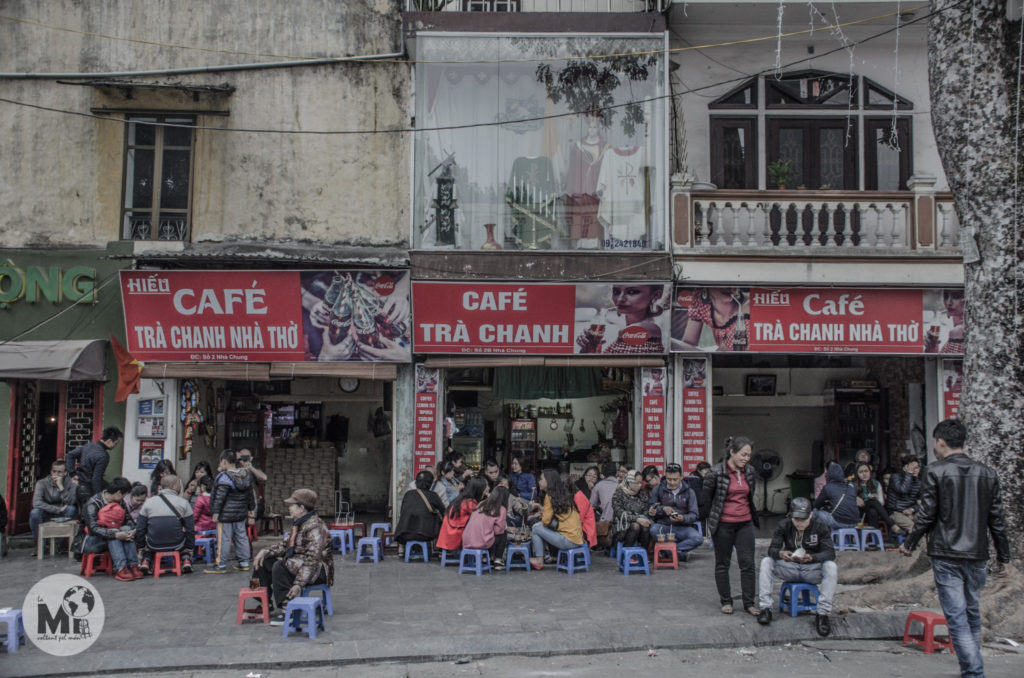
[204, 564, 228, 574]
[181, 558, 193, 574]
[114, 567, 135, 582]
[234, 561, 251, 572]
[543, 555, 556, 565]
[679, 551, 690, 563]
[492, 559, 505, 571]
[129, 565, 144, 580]
[138, 559, 152, 575]
[269, 612, 286, 626]
[757, 608, 773, 626]
[815, 614, 832, 637]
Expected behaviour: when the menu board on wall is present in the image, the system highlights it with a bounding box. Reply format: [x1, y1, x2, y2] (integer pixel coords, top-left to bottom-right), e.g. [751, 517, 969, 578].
[640, 368, 666, 472]
[680, 358, 709, 473]
[671, 287, 965, 355]
[941, 359, 962, 420]
[414, 365, 440, 475]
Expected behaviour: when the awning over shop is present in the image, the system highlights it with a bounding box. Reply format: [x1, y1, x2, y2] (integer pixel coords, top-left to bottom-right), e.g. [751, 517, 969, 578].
[0, 340, 107, 381]
[423, 356, 664, 368]
[140, 362, 398, 381]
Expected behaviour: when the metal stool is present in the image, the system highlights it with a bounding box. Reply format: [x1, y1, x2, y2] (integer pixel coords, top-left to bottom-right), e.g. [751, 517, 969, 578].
[404, 540, 429, 563]
[619, 546, 650, 575]
[831, 528, 861, 551]
[505, 543, 531, 572]
[458, 549, 490, 575]
[903, 610, 954, 655]
[302, 583, 333, 616]
[281, 597, 325, 639]
[556, 545, 590, 574]
[356, 537, 382, 563]
[236, 587, 270, 624]
[778, 582, 819, 617]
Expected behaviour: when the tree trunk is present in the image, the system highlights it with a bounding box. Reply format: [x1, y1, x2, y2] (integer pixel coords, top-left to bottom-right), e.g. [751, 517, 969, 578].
[929, 1, 1024, 558]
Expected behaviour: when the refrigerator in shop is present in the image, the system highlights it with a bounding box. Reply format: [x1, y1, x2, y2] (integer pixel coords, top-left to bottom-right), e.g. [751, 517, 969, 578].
[509, 418, 537, 472]
[827, 386, 885, 467]
[451, 407, 485, 468]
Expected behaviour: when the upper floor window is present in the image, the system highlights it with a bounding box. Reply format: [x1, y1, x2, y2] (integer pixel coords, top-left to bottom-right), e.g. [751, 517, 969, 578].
[413, 34, 667, 251]
[709, 72, 913, 191]
[121, 115, 195, 241]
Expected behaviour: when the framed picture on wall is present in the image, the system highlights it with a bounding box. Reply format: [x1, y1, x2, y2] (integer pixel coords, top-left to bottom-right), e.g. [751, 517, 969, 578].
[745, 374, 777, 396]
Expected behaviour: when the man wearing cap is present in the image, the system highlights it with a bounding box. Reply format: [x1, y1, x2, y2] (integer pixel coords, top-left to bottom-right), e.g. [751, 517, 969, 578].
[252, 488, 334, 625]
[756, 497, 837, 637]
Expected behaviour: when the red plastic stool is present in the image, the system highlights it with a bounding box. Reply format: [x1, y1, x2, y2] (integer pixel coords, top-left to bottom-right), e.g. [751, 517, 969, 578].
[153, 551, 182, 578]
[80, 552, 114, 578]
[259, 515, 284, 536]
[652, 542, 679, 570]
[236, 587, 270, 624]
[903, 610, 955, 655]
[247, 524, 259, 544]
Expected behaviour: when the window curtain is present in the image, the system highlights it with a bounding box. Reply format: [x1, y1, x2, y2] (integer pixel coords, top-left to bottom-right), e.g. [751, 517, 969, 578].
[491, 366, 602, 399]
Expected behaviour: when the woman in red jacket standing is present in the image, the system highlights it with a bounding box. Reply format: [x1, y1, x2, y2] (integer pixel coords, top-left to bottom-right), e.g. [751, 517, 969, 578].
[436, 478, 487, 553]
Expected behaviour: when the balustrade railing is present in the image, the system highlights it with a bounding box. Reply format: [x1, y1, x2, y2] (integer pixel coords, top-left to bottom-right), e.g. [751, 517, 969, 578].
[678, 189, 960, 255]
[404, 0, 665, 12]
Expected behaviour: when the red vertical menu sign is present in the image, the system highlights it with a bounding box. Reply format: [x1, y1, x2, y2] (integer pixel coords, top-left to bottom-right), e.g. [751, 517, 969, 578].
[641, 368, 666, 472]
[680, 358, 709, 473]
[414, 366, 440, 475]
[941, 359, 962, 420]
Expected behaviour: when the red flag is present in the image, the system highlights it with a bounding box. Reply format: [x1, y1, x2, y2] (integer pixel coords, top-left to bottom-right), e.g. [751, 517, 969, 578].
[111, 335, 142, 402]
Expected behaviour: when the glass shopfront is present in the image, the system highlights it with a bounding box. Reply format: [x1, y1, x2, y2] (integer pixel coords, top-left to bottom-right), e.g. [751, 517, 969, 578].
[413, 34, 667, 251]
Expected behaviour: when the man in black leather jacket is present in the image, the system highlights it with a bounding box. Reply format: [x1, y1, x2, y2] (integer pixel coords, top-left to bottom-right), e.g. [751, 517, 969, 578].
[901, 419, 1010, 678]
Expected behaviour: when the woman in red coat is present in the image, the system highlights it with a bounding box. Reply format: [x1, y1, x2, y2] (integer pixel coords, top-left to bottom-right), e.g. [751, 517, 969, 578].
[435, 478, 487, 552]
[572, 479, 597, 548]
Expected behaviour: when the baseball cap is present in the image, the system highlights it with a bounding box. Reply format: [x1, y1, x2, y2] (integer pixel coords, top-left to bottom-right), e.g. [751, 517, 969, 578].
[790, 497, 812, 520]
[284, 488, 317, 509]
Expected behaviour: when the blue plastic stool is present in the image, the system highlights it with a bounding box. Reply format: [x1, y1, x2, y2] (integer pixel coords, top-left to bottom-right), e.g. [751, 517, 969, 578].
[778, 582, 819, 617]
[897, 534, 906, 545]
[196, 529, 217, 538]
[404, 540, 429, 563]
[505, 543, 531, 572]
[860, 528, 884, 551]
[329, 529, 354, 555]
[194, 536, 216, 564]
[369, 522, 391, 544]
[302, 583, 333, 616]
[440, 549, 460, 568]
[281, 597, 325, 639]
[606, 542, 620, 561]
[619, 546, 650, 575]
[458, 548, 490, 575]
[832, 528, 861, 551]
[556, 545, 590, 574]
[0, 609, 25, 653]
[356, 537, 382, 563]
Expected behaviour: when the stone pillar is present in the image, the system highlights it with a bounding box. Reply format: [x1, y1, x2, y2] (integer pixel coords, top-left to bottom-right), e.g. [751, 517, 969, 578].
[391, 362, 415, 516]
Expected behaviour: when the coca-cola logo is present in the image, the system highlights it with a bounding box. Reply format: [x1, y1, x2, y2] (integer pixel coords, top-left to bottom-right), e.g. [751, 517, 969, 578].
[374, 275, 396, 296]
[619, 325, 650, 345]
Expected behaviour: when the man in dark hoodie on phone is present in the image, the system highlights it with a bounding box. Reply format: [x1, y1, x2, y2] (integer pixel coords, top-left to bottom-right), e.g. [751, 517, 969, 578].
[204, 449, 254, 573]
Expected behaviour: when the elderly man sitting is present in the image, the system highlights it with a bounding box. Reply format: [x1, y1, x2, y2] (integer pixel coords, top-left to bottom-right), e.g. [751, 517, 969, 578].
[254, 489, 334, 625]
[756, 497, 837, 637]
[136, 474, 196, 575]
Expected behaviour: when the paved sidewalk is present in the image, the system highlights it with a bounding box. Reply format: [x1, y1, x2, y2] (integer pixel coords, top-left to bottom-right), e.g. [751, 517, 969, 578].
[0, 539, 908, 677]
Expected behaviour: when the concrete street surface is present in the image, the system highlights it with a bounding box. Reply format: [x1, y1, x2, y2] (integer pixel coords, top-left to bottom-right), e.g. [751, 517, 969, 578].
[115, 642, 1023, 678]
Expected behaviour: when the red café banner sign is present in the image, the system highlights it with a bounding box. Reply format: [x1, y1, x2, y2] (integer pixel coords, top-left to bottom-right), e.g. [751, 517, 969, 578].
[671, 287, 965, 355]
[412, 282, 672, 354]
[120, 270, 412, 362]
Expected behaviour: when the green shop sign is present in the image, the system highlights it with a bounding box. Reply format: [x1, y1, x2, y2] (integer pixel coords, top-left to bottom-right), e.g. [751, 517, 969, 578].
[0, 264, 97, 308]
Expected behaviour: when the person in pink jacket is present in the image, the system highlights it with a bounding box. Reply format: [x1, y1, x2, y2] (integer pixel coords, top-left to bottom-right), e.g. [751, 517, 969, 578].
[192, 476, 216, 533]
[462, 486, 508, 570]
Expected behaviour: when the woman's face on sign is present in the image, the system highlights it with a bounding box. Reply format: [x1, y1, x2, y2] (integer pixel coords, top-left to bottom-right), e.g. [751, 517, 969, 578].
[613, 286, 657, 319]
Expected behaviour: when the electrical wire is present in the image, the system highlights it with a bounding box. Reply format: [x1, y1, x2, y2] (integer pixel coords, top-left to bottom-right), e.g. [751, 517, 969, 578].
[0, 1, 963, 138]
[0, 275, 119, 345]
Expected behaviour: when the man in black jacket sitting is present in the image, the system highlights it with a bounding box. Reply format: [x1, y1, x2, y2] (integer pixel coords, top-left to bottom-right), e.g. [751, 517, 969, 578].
[756, 497, 837, 637]
[901, 419, 1010, 678]
[136, 475, 196, 575]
